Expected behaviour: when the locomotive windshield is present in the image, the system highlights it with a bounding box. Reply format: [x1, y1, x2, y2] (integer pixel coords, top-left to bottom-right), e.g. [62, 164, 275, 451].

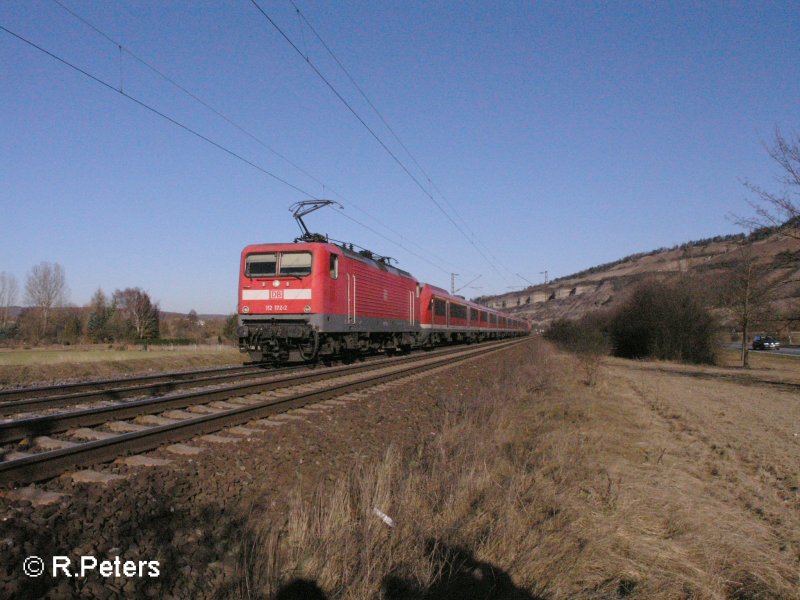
[279, 252, 312, 276]
[244, 252, 312, 278]
[245, 253, 277, 277]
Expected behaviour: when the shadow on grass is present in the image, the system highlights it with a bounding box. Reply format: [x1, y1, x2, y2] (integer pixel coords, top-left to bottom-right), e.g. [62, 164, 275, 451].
[272, 578, 327, 599]
[272, 540, 543, 600]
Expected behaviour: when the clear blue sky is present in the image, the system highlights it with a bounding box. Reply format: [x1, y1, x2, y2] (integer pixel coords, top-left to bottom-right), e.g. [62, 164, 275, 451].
[2, 1, 798, 313]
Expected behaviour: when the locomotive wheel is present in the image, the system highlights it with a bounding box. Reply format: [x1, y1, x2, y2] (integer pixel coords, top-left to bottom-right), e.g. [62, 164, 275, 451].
[297, 331, 320, 362]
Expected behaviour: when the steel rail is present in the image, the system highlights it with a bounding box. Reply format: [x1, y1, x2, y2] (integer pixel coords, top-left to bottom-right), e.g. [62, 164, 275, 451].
[0, 338, 526, 485]
[0, 362, 325, 416]
[0, 363, 267, 404]
[0, 339, 518, 415]
[0, 340, 521, 444]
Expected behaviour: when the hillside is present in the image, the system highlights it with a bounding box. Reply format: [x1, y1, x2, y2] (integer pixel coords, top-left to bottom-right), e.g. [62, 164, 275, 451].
[476, 228, 800, 330]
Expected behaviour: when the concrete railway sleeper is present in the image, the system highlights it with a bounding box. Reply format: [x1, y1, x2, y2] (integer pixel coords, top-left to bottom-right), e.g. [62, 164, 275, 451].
[0, 339, 526, 485]
[0, 340, 514, 445]
[0, 354, 387, 417]
[0, 363, 268, 405]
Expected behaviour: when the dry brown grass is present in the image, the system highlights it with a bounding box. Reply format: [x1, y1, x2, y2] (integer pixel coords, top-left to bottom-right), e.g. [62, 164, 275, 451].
[238, 341, 799, 599]
[0, 346, 241, 388]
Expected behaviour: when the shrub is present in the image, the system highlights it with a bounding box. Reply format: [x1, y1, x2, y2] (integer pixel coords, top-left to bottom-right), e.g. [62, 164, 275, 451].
[545, 313, 610, 386]
[609, 280, 717, 364]
[544, 313, 609, 356]
[0, 323, 19, 341]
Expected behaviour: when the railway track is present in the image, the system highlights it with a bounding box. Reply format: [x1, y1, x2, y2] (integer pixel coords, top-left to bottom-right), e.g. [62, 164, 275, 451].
[0, 363, 285, 415]
[0, 351, 431, 417]
[0, 338, 526, 486]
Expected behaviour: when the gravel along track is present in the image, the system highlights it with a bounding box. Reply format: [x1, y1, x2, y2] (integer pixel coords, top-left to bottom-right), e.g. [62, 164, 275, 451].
[0, 363, 266, 404]
[0, 362, 324, 417]
[0, 344, 488, 417]
[0, 339, 524, 485]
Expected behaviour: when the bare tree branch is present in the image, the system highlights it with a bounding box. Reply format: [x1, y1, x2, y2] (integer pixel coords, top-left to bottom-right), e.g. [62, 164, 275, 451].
[736, 128, 800, 241]
[0, 272, 19, 328]
[24, 262, 68, 336]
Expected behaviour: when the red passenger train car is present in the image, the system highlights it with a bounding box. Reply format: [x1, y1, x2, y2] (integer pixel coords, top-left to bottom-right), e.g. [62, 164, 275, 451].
[237, 241, 529, 363]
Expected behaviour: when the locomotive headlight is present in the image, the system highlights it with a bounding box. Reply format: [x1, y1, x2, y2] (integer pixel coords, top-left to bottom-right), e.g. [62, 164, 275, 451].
[273, 280, 280, 287]
[242, 306, 250, 313]
[303, 305, 311, 313]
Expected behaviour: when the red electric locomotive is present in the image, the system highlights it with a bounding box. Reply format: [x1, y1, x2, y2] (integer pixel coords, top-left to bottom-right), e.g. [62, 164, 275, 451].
[236, 202, 529, 363]
[237, 241, 420, 363]
[237, 242, 530, 363]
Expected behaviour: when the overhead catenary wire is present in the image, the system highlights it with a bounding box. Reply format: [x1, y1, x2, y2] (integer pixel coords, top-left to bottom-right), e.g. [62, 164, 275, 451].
[289, 0, 515, 279]
[0, 24, 315, 197]
[334, 210, 450, 274]
[50, 0, 458, 274]
[51, 0, 326, 192]
[1, 23, 460, 278]
[248, 0, 512, 286]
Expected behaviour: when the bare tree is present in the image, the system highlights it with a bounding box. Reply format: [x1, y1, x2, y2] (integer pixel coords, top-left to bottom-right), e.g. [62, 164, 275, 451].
[739, 128, 800, 240]
[731, 128, 800, 336]
[0, 272, 19, 328]
[113, 288, 160, 340]
[24, 262, 68, 336]
[720, 244, 782, 367]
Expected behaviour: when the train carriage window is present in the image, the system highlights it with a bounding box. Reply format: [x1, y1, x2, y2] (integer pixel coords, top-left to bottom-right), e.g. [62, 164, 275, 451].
[279, 252, 312, 276]
[480, 311, 487, 322]
[245, 253, 277, 277]
[450, 304, 467, 320]
[470, 308, 478, 321]
[329, 254, 338, 279]
[433, 298, 447, 317]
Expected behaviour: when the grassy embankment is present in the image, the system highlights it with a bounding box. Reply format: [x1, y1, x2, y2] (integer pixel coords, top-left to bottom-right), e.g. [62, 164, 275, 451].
[0, 345, 242, 388]
[240, 340, 799, 599]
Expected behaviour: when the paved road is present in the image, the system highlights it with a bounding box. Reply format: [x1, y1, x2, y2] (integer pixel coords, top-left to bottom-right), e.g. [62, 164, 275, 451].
[723, 343, 800, 357]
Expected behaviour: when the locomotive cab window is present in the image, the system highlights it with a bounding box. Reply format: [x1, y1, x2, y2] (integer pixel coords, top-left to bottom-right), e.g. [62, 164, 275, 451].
[329, 254, 339, 279]
[433, 298, 447, 317]
[245, 253, 277, 277]
[279, 252, 312, 277]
